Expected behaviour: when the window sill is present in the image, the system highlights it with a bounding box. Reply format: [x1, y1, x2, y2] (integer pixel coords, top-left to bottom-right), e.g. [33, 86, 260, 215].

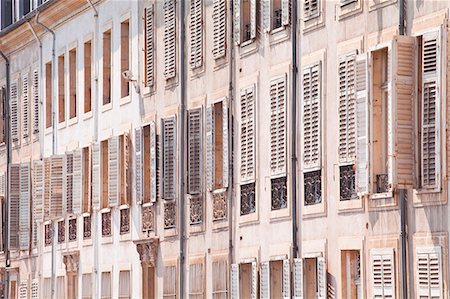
[102, 102, 113, 113]
[337, 0, 363, 21]
[269, 27, 290, 46]
[213, 55, 228, 72]
[270, 207, 290, 221]
[239, 213, 259, 227]
[45, 127, 53, 136]
[82, 237, 93, 247]
[188, 223, 204, 235]
[369, 0, 396, 11]
[58, 121, 67, 130]
[83, 111, 93, 120]
[101, 236, 113, 245]
[67, 116, 78, 127]
[190, 64, 205, 80]
[338, 196, 364, 212]
[370, 191, 392, 200]
[239, 39, 258, 58]
[303, 14, 325, 34]
[120, 95, 131, 106]
[413, 188, 446, 207]
[119, 232, 131, 242]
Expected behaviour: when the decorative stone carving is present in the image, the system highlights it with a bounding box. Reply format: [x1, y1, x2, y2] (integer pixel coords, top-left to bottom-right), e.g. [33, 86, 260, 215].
[240, 182, 256, 215]
[83, 215, 91, 239]
[271, 177, 287, 210]
[57, 220, 65, 243]
[189, 195, 203, 225]
[304, 170, 322, 205]
[102, 211, 112, 237]
[44, 224, 52, 246]
[68, 218, 77, 241]
[135, 238, 159, 267]
[62, 251, 80, 273]
[120, 208, 130, 235]
[213, 191, 227, 221]
[164, 201, 176, 229]
[339, 165, 357, 201]
[142, 205, 154, 232]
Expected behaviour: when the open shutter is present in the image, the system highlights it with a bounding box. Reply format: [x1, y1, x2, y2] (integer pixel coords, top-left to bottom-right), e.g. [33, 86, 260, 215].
[371, 248, 395, 299]
[231, 263, 239, 299]
[270, 75, 287, 175]
[32, 160, 44, 247]
[9, 164, 20, 249]
[22, 75, 30, 140]
[250, 0, 256, 39]
[150, 122, 157, 202]
[317, 257, 327, 299]
[145, 5, 155, 87]
[233, 0, 240, 45]
[421, 30, 441, 190]
[222, 99, 229, 188]
[163, 116, 177, 199]
[293, 258, 303, 299]
[122, 133, 131, 205]
[260, 261, 270, 299]
[206, 106, 214, 190]
[19, 163, 31, 250]
[50, 156, 64, 218]
[108, 136, 120, 207]
[263, 0, 272, 33]
[32, 69, 39, 135]
[392, 35, 417, 188]
[282, 259, 291, 299]
[282, 0, 290, 26]
[92, 142, 101, 210]
[251, 261, 258, 299]
[416, 246, 442, 298]
[240, 85, 256, 182]
[64, 152, 74, 214]
[212, 0, 226, 59]
[72, 149, 82, 214]
[188, 108, 202, 194]
[355, 53, 370, 195]
[190, 0, 203, 69]
[135, 127, 143, 204]
[10, 80, 19, 144]
[164, 0, 177, 79]
[43, 158, 51, 219]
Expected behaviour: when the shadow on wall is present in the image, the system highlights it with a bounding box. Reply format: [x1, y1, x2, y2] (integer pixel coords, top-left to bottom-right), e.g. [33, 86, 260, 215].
[327, 273, 337, 299]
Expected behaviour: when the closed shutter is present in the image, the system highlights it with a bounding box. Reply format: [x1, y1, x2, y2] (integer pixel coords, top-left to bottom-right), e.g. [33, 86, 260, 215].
[22, 75, 30, 140]
[145, 5, 155, 87]
[355, 53, 370, 195]
[163, 116, 177, 199]
[231, 264, 240, 299]
[392, 35, 417, 188]
[122, 133, 131, 205]
[32, 69, 39, 135]
[50, 156, 64, 218]
[260, 261, 270, 299]
[317, 257, 327, 299]
[108, 136, 120, 207]
[250, 0, 256, 40]
[92, 142, 101, 210]
[9, 164, 20, 249]
[270, 75, 287, 175]
[188, 108, 202, 194]
[189, 263, 204, 297]
[282, 259, 291, 299]
[150, 122, 157, 202]
[371, 248, 395, 299]
[222, 99, 229, 188]
[263, 0, 272, 33]
[72, 149, 82, 214]
[119, 270, 131, 298]
[282, 0, 290, 26]
[135, 127, 143, 204]
[251, 261, 258, 299]
[304, 0, 319, 20]
[10, 80, 19, 144]
[164, 0, 177, 79]
[420, 31, 440, 190]
[302, 63, 321, 170]
[19, 280, 28, 299]
[240, 85, 256, 182]
[43, 158, 51, 219]
[31, 279, 38, 299]
[19, 163, 31, 250]
[32, 160, 44, 247]
[0, 172, 5, 197]
[64, 152, 74, 214]
[212, 0, 226, 59]
[190, 0, 203, 69]
[416, 246, 442, 298]
[206, 106, 214, 190]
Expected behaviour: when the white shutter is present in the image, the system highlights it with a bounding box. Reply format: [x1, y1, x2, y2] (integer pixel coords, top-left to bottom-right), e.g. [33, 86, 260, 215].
[145, 5, 155, 87]
[108, 135, 120, 207]
[22, 74, 30, 140]
[355, 53, 369, 195]
[317, 257, 327, 299]
[0, 172, 5, 197]
[263, 0, 272, 33]
[50, 156, 64, 218]
[302, 63, 321, 170]
[293, 258, 304, 299]
[371, 248, 395, 299]
[31, 279, 38, 299]
[251, 261, 258, 299]
[9, 164, 20, 249]
[164, 0, 177, 79]
[163, 116, 177, 199]
[206, 106, 214, 191]
[122, 133, 130, 205]
[19, 280, 28, 299]
[282, 0, 290, 26]
[64, 152, 73, 214]
[135, 127, 143, 204]
[19, 162, 31, 250]
[212, 0, 226, 59]
[304, 0, 319, 20]
[72, 149, 82, 214]
[233, 0, 240, 44]
[222, 98, 229, 188]
[270, 75, 287, 175]
[250, 0, 256, 40]
[32, 160, 44, 247]
[240, 85, 256, 182]
[10, 80, 19, 144]
[32, 69, 39, 135]
[92, 142, 101, 210]
[282, 259, 291, 299]
[188, 108, 202, 194]
[416, 246, 442, 298]
[43, 158, 51, 220]
[231, 263, 240, 299]
[421, 30, 440, 190]
[260, 261, 270, 299]
[150, 121, 157, 202]
[190, 0, 203, 69]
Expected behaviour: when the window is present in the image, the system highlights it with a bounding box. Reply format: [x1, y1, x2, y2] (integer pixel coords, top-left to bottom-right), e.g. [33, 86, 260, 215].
[9, 164, 20, 249]
[189, 262, 204, 299]
[19, 163, 31, 250]
[230, 262, 257, 298]
[162, 117, 177, 229]
[190, 0, 203, 69]
[144, 5, 155, 87]
[58, 53, 65, 123]
[82, 147, 91, 213]
[57, 220, 65, 243]
[163, 265, 177, 298]
[304, 0, 320, 20]
[32, 69, 39, 135]
[45, 62, 52, 128]
[188, 108, 202, 194]
[44, 223, 51, 246]
[234, 0, 256, 44]
[19, 280, 28, 299]
[68, 218, 77, 241]
[260, 260, 291, 298]
[0, 86, 5, 143]
[263, 0, 289, 32]
[84, 40, 92, 113]
[31, 279, 38, 299]
[164, 0, 177, 79]
[341, 250, 361, 298]
[83, 215, 91, 239]
[121, 19, 130, 98]
[50, 156, 64, 218]
[339, 165, 356, 201]
[68, 272, 78, 299]
[22, 74, 29, 140]
[32, 161, 43, 247]
[101, 139, 109, 208]
[108, 134, 131, 207]
[119, 270, 131, 299]
[370, 248, 395, 298]
[138, 122, 157, 204]
[65, 152, 74, 214]
[101, 210, 112, 237]
[212, 259, 227, 299]
[103, 29, 112, 105]
[56, 276, 65, 298]
[120, 208, 130, 234]
[43, 278, 51, 299]
[212, 0, 226, 59]
[101, 271, 111, 299]
[303, 257, 327, 298]
[82, 273, 92, 299]
[416, 246, 442, 298]
[10, 80, 19, 144]
[69, 48, 77, 119]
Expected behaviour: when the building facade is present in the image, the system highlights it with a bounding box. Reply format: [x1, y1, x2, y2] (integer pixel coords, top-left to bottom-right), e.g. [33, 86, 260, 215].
[0, 0, 449, 298]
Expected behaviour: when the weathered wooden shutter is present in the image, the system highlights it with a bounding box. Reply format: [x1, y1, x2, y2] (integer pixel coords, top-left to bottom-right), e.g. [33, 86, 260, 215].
[282, 259, 291, 299]
[135, 127, 143, 204]
[43, 158, 51, 219]
[222, 99, 229, 188]
[416, 246, 442, 298]
[150, 122, 157, 202]
[145, 5, 155, 87]
[19, 163, 31, 250]
[250, 0, 256, 40]
[32, 160, 44, 247]
[50, 156, 64, 218]
[32, 69, 39, 135]
[92, 142, 101, 210]
[231, 263, 240, 299]
[302, 63, 321, 170]
[304, 0, 319, 20]
[72, 149, 82, 214]
[212, 0, 226, 59]
[270, 75, 287, 175]
[260, 261, 270, 299]
[206, 106, 214, 190]
[263, 0, 272, 33]
[188, 108, 202, 194]
[64, 152, 74, 214]
[355, 53, 370, 195]
[371, 248, 395, 298]
[282, 0, 290, 26]
[190, 0, 203, 69]
[108, 135, 120, 207]
[164, 0, 177, 79]
[10, 80, 19, 144]
[240, 85, 256, 182]
[251, 261, 258, 299]
[233, 0, 240, 45]
[9, 164, 20, 249]
[31, 279, 38, 299]
[163, 116, 177, 199]
[421, 31, 440, 190]
[22, 75, 30, 140]
[317, 257, 327, 299]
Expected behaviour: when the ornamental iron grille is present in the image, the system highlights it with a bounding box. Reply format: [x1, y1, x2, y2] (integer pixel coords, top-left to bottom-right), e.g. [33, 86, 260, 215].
[142, 205, 154, 233]
[240, 182, 256, 215]
[68, 218, 77, 241]
[304, 170, 322, 205]
[376, 173, 389, 193]
[339, 165, 357, 201]
[213, 191, 227, 221]
[57, 220, 65, 243]
[83, 215, 91, 239]
[45, 223, 52, 246]
[271, 177, 287, 210]
[102, 211, 112, 237]
[189, 195, 203, 225]
[164, 201, 176, 229]
[120, 208, 130, 235]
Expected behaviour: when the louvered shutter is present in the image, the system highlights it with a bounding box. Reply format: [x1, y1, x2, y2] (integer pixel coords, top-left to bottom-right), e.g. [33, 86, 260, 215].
[250, 0, 256, 40]
[50, 156, 64, 218]
[233, 0, 240, 44]
[150, 122, 157, 202]
[282, 259, 291, 299]
[19, 280, 28, 299]
[32, 160, 44, 247]
[420, 31, 440, 190]
[164, 0, 177, 79]
[0, 172, 5, 197]
[163, 116, 177, 199]
[9, 164, 20, 249]
[43, 158, 51, 219]
[10, 80, 19, 144]
[391, 35, 417, 188]
[302, 63, 321, 170]
[282, 0, 290, 26]
[231, 263, 240, 299]
[317, 257, 327, 299]
[260, 261, 270, 299]
[416, 246, 442, 298]
[212, 0, 226, 59]
[122, 133, 131, 205]
[222, 99, 229, 188]
[22, 75, 30, 140]
[108, 135, 120, 207]
[355, 53, 370, 195]
[263, 0, 272, 33]
[251, 261, 258, 299]
[270, 75, 287, 175]
[188, 108, 202, 194]
[206, 106, 214, 190]
[304, 0, 319, 20]
[371, 248, 395, 299]
[190, 0, 203, 69]
[240, 85, 256, 182]
[145, 5, 155, 87]
[135, 127, 143, 204]
[0, 87, 4, 143]
[31, 279, 38, 299]
[32, 69, 39, 135]
[64, 152, 74, 214]
[72, 149, 82, 214]
[19, 163, 31, 250]
[92, 142, 101, 210]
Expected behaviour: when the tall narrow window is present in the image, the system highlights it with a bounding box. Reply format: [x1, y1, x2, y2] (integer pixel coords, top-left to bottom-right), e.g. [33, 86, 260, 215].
[22, 74, 29, 140]
[190, 0, 203, 69]
[341, 250, 361, 298]
[82, 273, 92, 299]
[32, 69, 39, 135]
[56, 276, 65, 298]
[69, 48, 77, 119]
[9, 164, 20, 249]
[189, 262, 204, 299]
[101, 140, 109, 208]
[103, 29, 112, 105]
[19, 163, 31, 250]
[234, 0, 256, 44]
[212, 0, 226, 59]
[82, 147, 91, 213]
[10, 80, 19, 144]
[212, 259, 227, 299]
[304, 0, 320, 20]
[0, 86, 5, 143]
[416, 246, 442, 298]
[45, 62, 52, 128]
[162, 117, 177, 229]
[370, 249, 395, 298]
[140, 123, 157, 204]
[164, 0, 177, 80]
[119, 270, 131, 299]
[263, 0, 290, 32]
[303, 257, 327, 298]
[101, 272, 111, 299]
[145, 5, 155, 87]
[121, 19, 130, 98]
[260, 260, 291, 298]
[84, 40, 92, 113]
[163, 265, 177, 299]
[236, 262, 257, 298]
[58, 53, 65, 123]
[188, 108, 202, 194]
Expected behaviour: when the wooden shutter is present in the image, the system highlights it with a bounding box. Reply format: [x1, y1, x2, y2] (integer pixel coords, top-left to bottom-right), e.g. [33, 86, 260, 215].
[163, 116, 177, 199]
[190, 0, 203, 69]
[108, 135, 120, 207]
[10, 80, 19, 144]
[282, 259, 291, 299]
[240, 85, 256, 182]
[43, 158, 51, 219]
[231, 264, 240, 299]
[416, 246, 442, 298]
[188, 108, 202, 194]
[263, 0, 272, 33]
[206, 106, 214, 190]
[150, 122, 157, 202]
[233, 0, 240, 45]
[251, 261, 258, 299]
[317, 257, 327, 299]
[250, 0, 256, 40]
[421, 30, 441, 190]
[164, 0, 177, 79]
[0, 172, 5, 197]
[371, 248, 395, 299]
[302, 63, 321, 170]
[72, 149, 82, 214]
[50, 156, 64, 218]
[135, 127, 143, 204]
[19, 280, 28, 299]
[92, 142, 101, 210]
[64, 152, 74, 214]
[270, 75, 287, 175]
[19, 163, 31, 250]
[222, 99, 229, 188]
[9, 164, 20, 249]
[260, 261, 270, 298]
[355, 53, 370, 195]
[122, 133, 131, 205]
[119, 270, 131, 298]
[304, 0, 319, 20]
[32, 69, 39, 135]
[212, 0, 226, 59]
[22, 75, 30, 140]
[282, 0, 290, 26]
[31, 279, 38, 299]
[32, 160, 44, 247]
[189, 263, 204, 297]
[392, 35, 417, 188]
[145, 5, 155, 87]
